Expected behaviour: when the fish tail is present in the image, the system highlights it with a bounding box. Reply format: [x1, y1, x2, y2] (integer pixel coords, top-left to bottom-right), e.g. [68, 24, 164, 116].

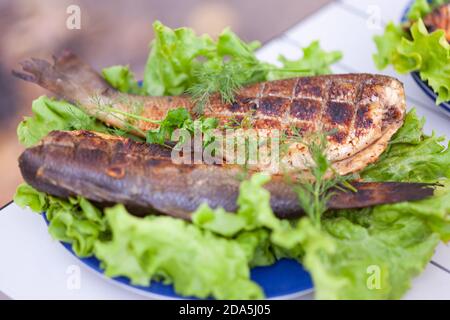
[12, 50, 112, 103]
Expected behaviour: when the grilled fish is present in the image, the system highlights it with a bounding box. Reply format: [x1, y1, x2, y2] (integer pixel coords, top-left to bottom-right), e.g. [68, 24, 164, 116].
[18, 130, 435, 220]
[423, 3, 450, 41]
[13, 51, 406, 176]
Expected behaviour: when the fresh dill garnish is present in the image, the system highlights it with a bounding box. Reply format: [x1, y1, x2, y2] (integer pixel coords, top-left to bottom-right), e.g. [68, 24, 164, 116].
[67, 105, 101, 132]
[223, 111, 256, 131]
[187, 59, 264, 115]
[187, 59, 312, 115]
[88, 93, 220, 148]
[290, 132, 355, 228]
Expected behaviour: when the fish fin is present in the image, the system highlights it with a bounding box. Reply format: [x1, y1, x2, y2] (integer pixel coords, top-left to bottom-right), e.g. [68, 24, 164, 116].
[328, 181, 436, 209]
[12, 50, 111, 102]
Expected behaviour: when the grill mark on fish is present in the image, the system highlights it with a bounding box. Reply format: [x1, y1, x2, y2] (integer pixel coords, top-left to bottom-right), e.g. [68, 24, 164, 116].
[290, 98, 321, 121]
[19, 130, 436, 220]
[317, 78, 331, 140]
[262, 78, 294, 97]
[294, 77, 325, 98]
[258, 96, 290, 117]
[13, 51, 406, 175]
[324, 101, 354, 126]
[355, 105, 374, 132]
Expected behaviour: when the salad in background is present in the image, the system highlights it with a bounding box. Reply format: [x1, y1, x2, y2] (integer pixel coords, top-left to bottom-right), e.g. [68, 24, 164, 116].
[14, 21, 450, 300]
[373, 0, 450, 105]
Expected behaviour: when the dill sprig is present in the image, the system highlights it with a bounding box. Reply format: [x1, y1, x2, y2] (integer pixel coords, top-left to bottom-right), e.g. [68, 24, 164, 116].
[187, 59, 261, 114]
[88, 93, 219, 149]
[291, 132, 355, 228]
[187, 57, 312, 115]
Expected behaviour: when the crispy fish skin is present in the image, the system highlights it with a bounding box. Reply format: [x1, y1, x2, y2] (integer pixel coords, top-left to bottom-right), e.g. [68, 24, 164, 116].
[18, 130, 434, 220]
[13, 51, 406, 176]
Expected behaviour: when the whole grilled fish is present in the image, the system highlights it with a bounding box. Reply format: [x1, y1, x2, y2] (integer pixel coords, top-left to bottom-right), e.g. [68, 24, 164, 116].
[18, 130, 435, 220]
[13, 51, 406, 175]
[423, 3, 450, 41]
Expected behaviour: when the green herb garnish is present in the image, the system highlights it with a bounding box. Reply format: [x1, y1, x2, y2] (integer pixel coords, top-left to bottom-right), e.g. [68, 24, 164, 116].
[291, 132, 354, 228]
[187, 59, 264, 114]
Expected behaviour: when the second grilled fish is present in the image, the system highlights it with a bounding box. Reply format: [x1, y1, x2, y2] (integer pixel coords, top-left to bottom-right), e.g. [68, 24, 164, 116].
[13, 51, 406, 175]
[18, 130, 435, 220]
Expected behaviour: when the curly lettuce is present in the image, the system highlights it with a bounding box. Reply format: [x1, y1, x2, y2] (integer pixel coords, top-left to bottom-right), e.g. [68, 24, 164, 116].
[407, 0, 433, 21]
[374, 16, 450, 104]
[268, 40, 343, 80]
[14, 184, 108, 257]
[361, 110, 450, 182]
[407, 0, 447, 21]
[102, 65, 142, 94]
[17, 96, 109, 147]
[14, 181, 269, 299]
[296, 210, 440, 299]
[95, 205, 263, 299]
[102, 21, 341, 97]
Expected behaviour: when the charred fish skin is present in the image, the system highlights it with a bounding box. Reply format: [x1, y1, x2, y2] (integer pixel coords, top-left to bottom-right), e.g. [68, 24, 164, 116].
[14, 51, 406, 175]
[18, 130, 241, 220]
[18, 130, 435, 220]
[209, 74, 406, 175]
[12, 50, 193, 135]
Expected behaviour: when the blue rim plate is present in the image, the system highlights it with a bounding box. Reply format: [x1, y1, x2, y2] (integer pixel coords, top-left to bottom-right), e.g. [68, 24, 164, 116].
[401, 0, 450, 116]
[43, 213, 313, 299]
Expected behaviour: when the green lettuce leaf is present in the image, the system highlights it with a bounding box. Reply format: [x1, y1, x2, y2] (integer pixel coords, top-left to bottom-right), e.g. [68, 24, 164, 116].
[407, 0, 447, 20]
[138, 21, 341, 97]
[268, 41, 343, 80]
[14, 184, 108, 257]
[373, 22, 407, 70]
[102, 65, 142, 94]
[361, 110, 450, 182]
[17, 96, 108, 147]
[297, 211, 439, 299]
[236, 230, 276, 267]
[192, 173, 298, 248]
[372, 182, 450, 241]
[373, 19, 450, 104]
[14, 183, 47, 212]
[407, 0, 432, 21]
[192, 203, 246, 237]
[143, 21, 216, 96]
[95, 204, 263, 299]
[396, 19, 450, 104]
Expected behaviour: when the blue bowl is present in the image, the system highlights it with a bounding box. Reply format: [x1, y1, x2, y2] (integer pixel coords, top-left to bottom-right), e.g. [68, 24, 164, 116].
[401, 0, 450, 115]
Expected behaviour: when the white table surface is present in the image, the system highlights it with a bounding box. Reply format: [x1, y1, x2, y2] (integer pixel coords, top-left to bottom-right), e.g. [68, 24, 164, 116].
[1, 0, 450, 299]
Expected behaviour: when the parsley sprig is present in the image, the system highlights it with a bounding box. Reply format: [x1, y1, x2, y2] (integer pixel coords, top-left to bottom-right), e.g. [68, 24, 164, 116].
[91, 97, 219, 149]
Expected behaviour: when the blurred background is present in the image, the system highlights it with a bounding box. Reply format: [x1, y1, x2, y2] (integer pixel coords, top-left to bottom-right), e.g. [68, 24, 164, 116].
[0, 0, 331, 206]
